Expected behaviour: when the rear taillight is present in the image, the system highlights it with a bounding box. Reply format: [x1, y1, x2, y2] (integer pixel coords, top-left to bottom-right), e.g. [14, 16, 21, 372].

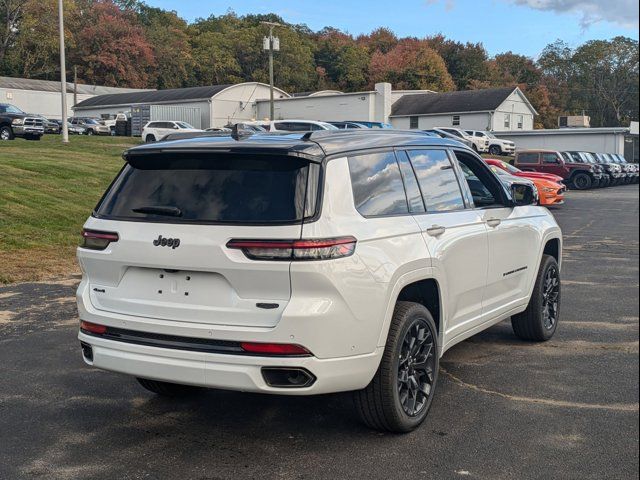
[80, 320, 107, 335]
[81, 229, 118, 250]
[226, 236, 357, 261]
[240, 342, 311, 356]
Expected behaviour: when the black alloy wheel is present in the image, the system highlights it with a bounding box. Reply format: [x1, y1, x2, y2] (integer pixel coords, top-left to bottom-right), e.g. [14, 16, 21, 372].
[397, 319, 437, 417]
[542, 265, 560, 330]
[572, 173, 592, 190]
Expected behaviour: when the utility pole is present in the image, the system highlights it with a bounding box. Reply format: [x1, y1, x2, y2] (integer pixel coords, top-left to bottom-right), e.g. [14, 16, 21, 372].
[74, 66, 78, 107]
[58, 0, 69, 143]
[261, 21, 282, 121]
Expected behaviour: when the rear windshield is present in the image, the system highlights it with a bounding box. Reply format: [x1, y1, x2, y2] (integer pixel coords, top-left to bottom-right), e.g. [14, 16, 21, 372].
[96, 154, 318, 224]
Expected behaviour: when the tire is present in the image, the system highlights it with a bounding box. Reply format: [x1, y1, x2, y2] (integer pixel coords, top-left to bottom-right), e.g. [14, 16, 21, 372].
[572, 172, 592, 190]
[489, 145, 502, 156]
[0, 125, 14, 141]
[145, 134, 156, 143]
[511, 255, 560, 342]
[472, 144, 479, 153]
[136, 377, 202, 397]
[354, 301, 439, 433]
[86, 129, 94, 136]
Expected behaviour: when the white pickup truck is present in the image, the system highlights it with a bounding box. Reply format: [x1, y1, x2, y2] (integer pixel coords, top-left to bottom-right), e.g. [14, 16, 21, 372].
[466, 130, 516, 156]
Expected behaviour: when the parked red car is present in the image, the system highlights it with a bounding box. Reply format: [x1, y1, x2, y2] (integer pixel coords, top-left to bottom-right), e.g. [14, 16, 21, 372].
[485, 158, 564, 183]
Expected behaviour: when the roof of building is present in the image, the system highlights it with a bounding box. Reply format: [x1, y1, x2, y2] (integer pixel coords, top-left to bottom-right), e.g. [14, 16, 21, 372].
[391, 87, 525, 116]
[493, 127, 630, 136]
[123, 129, 466, 163]
[0, 76, 150, 95]
[74, 85, 233, 109]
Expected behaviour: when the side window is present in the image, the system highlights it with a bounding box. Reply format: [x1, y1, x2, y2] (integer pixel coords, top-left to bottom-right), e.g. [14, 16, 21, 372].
[409, 116, 419, 129]
[452, 115, 461, 126]
[407, 150, 466, 212]
[542, 153, 560, 164]
[455, 152, 505, 208]
[517, 153, 539, 164]
[347, 152, 409, 217]
[396, 151, 426, 214]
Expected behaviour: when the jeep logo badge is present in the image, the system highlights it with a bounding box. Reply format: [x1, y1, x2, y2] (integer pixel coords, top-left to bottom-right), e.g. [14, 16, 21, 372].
[153, 235, 180, 249]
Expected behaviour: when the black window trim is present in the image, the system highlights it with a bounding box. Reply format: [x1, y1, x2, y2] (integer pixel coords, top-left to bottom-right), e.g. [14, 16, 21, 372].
[403, 147, 469, 215]
[394, 149, 427, 214]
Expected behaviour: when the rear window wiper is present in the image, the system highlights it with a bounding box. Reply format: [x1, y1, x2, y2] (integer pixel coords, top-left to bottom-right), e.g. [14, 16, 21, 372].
[132, 206, 182, 217]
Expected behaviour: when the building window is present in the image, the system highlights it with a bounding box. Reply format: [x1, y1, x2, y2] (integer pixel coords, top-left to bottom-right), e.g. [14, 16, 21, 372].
[452, 115, 461, 126]
[517, 115, 524, 129]
[504, 114, 511, 129]
[409, 116, 419, 129]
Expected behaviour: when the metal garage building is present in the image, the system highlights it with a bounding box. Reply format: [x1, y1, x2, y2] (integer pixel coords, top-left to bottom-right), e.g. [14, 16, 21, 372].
[0, 76, 149, 120]
[493, 127, 631, 157]
[74, 82, 290, 130]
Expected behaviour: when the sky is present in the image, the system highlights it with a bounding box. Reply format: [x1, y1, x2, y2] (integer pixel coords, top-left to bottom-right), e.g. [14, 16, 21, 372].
[146, 0, 638, 58]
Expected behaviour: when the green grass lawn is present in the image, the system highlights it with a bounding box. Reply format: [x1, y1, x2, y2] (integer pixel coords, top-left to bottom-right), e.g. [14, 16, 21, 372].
[0, 135, 140, 283]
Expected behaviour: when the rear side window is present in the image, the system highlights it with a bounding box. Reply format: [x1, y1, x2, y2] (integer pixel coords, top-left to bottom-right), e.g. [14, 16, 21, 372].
[96, 154, 316, 224]
[348, 152, 409, 217]
[407, 150, 465, 212]
[517, 153, 539, 164]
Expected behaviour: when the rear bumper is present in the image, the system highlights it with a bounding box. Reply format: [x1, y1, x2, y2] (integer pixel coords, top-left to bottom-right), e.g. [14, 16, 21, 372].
[78, 330, 382, 395]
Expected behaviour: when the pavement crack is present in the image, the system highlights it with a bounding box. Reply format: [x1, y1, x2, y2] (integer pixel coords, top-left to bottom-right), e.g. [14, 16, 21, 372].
[440, 367, 639, 412]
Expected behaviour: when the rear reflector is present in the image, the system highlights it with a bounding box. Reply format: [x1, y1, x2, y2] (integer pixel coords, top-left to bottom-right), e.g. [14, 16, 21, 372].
[80, 320, 107, 335]
[240, 342, 312, 356]
[81, 229, 119, 250]
[227, 236, 356, 261]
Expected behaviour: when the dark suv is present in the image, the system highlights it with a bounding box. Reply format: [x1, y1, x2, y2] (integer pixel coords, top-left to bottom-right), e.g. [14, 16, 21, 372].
[568, 152, 623, 187]
[0, 103, 44, 141]
[514, 150, 602, 190]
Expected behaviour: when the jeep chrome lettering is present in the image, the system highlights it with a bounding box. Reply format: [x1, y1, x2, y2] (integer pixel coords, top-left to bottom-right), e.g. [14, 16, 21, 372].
[153, 235, 180, 249]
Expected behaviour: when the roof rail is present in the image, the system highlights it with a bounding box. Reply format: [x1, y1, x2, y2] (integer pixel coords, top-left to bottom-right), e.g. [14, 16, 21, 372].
[301, 128, 432, 141]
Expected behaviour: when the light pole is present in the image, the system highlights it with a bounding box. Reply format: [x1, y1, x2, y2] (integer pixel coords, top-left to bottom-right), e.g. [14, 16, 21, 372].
[58, 0, 69, 143]
[261, 21, 282, 121]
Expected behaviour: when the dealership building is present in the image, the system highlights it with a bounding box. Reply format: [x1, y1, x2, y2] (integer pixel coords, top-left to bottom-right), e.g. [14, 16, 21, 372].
[0, 76, 148, 120]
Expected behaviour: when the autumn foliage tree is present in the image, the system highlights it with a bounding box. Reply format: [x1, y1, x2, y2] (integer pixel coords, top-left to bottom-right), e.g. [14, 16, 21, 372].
[0, 1, 637, 127]
[369, 39, 455, 91]
[70, 0, 154, 88]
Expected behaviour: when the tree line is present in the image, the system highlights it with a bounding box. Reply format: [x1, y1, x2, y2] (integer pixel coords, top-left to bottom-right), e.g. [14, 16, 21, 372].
[1, 0, 638, 128]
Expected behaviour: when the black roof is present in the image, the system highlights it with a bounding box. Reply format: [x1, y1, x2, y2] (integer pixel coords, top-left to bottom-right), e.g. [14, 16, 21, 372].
[123, 130, 467, 163]
[75, 85, 232, 109]
[391, 87, 517, 116]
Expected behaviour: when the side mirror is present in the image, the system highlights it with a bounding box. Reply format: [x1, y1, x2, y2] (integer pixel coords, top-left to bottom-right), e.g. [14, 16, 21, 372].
[511, 183, 538, 207]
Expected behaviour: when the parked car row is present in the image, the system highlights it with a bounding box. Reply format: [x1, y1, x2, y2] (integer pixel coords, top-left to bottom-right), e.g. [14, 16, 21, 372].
[513, 150, 638, 190]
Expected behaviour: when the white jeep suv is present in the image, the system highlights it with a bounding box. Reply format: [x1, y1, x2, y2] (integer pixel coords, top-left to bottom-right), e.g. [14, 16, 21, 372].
[142, 121, 203, 142]
[76, 130, 562, 432]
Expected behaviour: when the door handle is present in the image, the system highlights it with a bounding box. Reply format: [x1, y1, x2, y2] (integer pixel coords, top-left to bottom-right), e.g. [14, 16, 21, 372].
[426, 225, 446, 237]
[486, 218, 501, 228]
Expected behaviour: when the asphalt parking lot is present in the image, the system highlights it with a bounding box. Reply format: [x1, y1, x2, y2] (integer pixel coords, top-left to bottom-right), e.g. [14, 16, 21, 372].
[1, 185, 638, 480]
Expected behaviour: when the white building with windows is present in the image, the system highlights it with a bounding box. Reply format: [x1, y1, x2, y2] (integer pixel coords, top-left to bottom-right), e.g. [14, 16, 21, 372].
[389, 87, 537, 132]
